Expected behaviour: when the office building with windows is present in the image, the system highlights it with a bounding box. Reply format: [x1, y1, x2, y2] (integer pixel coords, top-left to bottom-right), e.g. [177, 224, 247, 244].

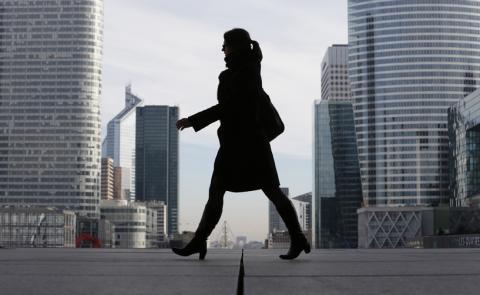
[136, 106, 179, 236]
[313, 100, 363, 248]
[102, 85, 143, 200]
[0, 0, 103, 217]
[101, 157, 114, 200]
[348, 0, 480, 206]
[448, 88, 480, 208]
[321, 45, 352, 101]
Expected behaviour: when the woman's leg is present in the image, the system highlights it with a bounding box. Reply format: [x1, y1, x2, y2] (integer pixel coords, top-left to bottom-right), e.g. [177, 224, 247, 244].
[262, 186, 310, 259]
[262, 186, 303, 236]
[172, 176, 225, 259]
[194, 177, 226, 240]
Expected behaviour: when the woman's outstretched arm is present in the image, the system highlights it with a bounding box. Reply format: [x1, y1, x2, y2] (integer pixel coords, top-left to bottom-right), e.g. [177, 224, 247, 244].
[178, 104, 221, 132]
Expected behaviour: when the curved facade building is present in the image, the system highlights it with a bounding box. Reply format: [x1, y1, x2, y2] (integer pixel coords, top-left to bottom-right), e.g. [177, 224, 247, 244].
[0, 1, 103, 217]
[348, 0, 480, 206]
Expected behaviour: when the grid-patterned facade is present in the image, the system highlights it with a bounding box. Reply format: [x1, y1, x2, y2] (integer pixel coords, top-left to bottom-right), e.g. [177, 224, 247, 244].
[448, 88, 480, 207]
[349, 0, 480, 206]
[0, 207, 76, 248]
[0, 0, 103, 217]
[321, 45, 352, 101]
[101, 157, 113, 200]
[136, 106, 179, 236]
[313, 100, 363, 248]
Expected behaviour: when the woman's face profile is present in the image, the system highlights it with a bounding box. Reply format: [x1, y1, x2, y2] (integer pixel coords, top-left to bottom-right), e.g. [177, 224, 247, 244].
[222, 42, 233, 56]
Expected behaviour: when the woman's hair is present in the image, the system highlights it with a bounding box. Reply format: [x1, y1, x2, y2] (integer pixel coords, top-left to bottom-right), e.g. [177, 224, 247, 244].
[224, 28, 262, 60]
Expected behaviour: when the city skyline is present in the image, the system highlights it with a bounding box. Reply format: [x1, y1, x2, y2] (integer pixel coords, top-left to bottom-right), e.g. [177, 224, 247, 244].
[101, 0, 348, 241]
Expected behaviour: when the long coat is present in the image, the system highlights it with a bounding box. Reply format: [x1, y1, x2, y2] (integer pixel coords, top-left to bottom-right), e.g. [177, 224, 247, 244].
[188, 52, 280, 192]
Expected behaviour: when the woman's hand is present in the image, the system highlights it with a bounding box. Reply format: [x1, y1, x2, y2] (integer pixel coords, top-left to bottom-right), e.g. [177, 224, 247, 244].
[176, 118, 192, 130]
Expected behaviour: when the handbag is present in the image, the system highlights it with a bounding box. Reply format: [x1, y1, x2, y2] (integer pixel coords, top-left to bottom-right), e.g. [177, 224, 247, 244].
[258, 90, 285, 141]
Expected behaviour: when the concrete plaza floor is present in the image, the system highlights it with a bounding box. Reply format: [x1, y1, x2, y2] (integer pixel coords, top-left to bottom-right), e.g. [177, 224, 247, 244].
[0, 248, 479, 294]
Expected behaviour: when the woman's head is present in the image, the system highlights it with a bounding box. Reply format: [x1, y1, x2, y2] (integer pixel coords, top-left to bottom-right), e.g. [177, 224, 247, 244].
[223, 28, 262, 61]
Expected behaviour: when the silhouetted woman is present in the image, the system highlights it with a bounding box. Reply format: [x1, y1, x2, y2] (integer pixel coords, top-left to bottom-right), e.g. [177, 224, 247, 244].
[173, 28, 310, 260]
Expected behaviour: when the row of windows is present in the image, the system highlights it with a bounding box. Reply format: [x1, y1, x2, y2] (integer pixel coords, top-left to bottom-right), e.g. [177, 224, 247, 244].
[351, 72, 480, 83]
[350, 0, 480, 10]
[349, 63, 480, 74]
[357, 128, 448, 140]
[351, 2, 480, 13]
[354, 100, 456, 110]
[350, 34, 480, 49]
[361, 160, 448, 168]
[363, 183, 447, 190]
[356, 123, 447, 132]
[356, 116, 446, 125]
[353, 86, 475, 96]
[358, 108, 447, 117]
[359, 153, 448, 161]
[351, 27, 480, 40]
[358, 145, 449, 154]
[352, 50, 480, 62]
[0, 190, 98, 197]
[362, 168, 449, 175]
[357, 137, 449, 145]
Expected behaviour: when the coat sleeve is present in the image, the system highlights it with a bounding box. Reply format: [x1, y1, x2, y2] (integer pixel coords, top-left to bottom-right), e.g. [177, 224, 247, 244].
[188, 104, 221, 132]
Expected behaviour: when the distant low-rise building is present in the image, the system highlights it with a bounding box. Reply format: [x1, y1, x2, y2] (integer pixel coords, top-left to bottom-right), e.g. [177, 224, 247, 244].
[0, 207, 76, 248]
[268, 231, 290, 249]
[100, 200, 153, 248]
[146, 201, 168, 247]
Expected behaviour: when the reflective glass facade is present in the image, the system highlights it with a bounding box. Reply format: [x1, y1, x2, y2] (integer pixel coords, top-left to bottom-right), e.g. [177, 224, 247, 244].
[349, 0, 480, 206]
[102, 85, 143, 200]
[313, 101, 363, 248]
[136, 106, 179, 235]
[0, 1, 103, 217]
[448, 88, 480, 207]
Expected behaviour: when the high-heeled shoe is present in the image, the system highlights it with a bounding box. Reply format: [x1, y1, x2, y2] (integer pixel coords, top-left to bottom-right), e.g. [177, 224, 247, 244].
[279, 234, 311, 260]
[172, 238, 207, 260]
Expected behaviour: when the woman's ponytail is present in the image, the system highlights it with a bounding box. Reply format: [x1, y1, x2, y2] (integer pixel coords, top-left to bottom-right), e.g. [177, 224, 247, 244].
[251, 40, 263, 61]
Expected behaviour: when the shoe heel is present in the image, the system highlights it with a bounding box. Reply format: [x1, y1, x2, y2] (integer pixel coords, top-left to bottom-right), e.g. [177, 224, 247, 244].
[199, 248, 207, 260]
[304, 243, 311, 254]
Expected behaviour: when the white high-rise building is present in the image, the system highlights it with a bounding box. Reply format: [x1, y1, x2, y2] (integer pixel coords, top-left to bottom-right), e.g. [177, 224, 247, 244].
[321, 45, 352, 101]
[0, 0, 103, 217]
[349, 0, 480, 206]
[102, 85, 143, 200]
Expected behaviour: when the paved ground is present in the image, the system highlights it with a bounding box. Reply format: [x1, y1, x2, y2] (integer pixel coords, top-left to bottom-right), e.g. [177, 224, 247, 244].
[0, 248, 479, 295]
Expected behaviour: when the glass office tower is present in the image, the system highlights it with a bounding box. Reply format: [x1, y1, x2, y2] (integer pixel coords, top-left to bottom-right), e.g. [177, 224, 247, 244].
[0, 0, 103, 217]
[136, 106, 179, 236]
[313, 100, 363, 248]
[349, 0, 480, 206]
[449, 88, 480, 207]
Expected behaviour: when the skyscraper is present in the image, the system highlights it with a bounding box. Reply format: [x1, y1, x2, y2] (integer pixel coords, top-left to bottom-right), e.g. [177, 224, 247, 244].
[448, 88, 480, 207]
[313, 100, 362, 248]
[0, 0, 103, 217]
[349, 0, 480, 206]
[321, 45, 352, 101]
[136, 105, 179, 236]
[102, 85, 143, 200]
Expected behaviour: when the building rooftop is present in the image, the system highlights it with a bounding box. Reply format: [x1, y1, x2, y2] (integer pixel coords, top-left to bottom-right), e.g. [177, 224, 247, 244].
[0, 248, 478, 294]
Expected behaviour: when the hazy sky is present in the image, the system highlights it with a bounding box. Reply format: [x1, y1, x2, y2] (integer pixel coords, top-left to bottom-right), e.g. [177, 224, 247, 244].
[102, 0, 348, 241]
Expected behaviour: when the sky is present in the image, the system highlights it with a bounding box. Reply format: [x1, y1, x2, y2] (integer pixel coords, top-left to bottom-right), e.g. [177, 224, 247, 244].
[101, 0, 348, 241]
